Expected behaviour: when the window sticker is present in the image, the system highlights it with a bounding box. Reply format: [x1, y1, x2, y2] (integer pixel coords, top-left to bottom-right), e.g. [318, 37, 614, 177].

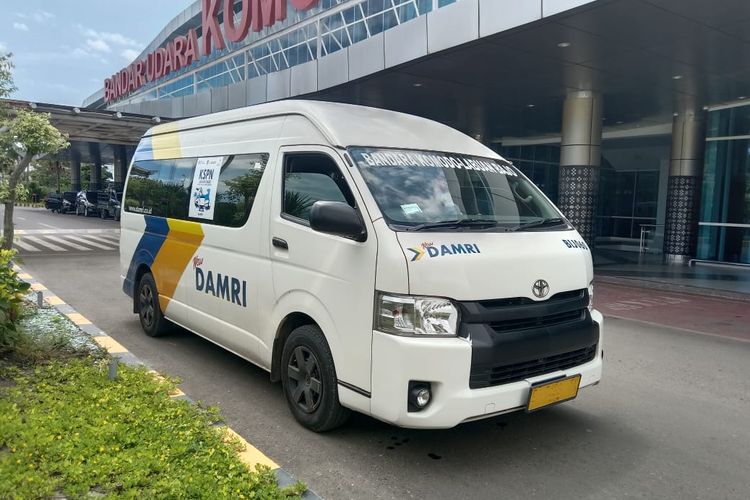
[354, 150, 517, 176]
[401, 203, 423, 215]
[189, 157, 224, 220]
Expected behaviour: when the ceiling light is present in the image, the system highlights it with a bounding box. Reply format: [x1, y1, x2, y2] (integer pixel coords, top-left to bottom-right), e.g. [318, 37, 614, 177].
[672, 75, 683, 80]
[616, 121, 624, 124]
[413, 83, 423, 87]
[527, 104, 535, 108]
[557, 42, 571, 48]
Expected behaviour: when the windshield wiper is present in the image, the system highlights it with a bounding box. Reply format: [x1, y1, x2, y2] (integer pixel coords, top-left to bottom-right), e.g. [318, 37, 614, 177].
[405, 218, 499, 232]
[510, 217, 567, 231]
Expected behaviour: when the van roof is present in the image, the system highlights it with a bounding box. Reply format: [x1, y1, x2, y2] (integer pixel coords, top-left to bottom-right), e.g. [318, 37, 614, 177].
[146, 99, 500, 159]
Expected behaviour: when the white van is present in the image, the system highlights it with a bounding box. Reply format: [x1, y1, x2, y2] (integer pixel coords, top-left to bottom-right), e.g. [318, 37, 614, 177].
[120, 100, 603, 431]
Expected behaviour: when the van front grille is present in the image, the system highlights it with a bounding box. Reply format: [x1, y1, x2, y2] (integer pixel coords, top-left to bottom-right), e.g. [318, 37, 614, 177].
[470, 345, 598, 388]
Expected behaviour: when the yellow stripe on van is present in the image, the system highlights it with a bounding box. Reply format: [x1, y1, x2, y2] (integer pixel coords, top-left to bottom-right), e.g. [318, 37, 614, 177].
[152, 219, 204, 312]
[151, 122, 182, 160]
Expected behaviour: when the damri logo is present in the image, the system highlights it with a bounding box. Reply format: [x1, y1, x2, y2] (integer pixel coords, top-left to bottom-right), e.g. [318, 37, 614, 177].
[408, 242, 481, 262]
[193, 257, 248, 307]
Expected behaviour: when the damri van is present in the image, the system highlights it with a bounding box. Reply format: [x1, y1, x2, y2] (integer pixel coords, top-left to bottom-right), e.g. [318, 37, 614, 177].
[120, 100, 603, 431]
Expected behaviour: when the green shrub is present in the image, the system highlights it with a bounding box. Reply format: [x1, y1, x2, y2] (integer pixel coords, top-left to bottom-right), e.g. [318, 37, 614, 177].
[0, 360, 304, 499]
[0, 249, 30, 353]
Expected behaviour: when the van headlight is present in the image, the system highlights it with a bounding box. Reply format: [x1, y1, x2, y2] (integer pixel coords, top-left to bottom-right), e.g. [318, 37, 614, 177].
[588, 282, 594, 311]
[376, 292, 459, 337]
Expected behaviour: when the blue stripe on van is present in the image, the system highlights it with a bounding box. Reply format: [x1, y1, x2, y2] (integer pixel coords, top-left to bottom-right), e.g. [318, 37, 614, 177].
[123, 216, 170, 298]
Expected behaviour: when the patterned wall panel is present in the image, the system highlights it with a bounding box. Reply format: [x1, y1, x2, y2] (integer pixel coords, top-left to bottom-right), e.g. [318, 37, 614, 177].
[664, 175, 701, 257]
[558, 165, 599, 246]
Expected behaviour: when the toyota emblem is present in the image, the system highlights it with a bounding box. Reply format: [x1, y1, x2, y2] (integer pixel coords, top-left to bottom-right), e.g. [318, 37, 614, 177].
[532, 279, 550, 298]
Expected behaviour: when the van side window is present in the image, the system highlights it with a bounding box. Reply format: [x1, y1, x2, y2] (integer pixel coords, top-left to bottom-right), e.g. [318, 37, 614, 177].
[125, 158, 196, 218]
[282, 153, 355, 223]
[125, 153, 269, 227]
[210, 153, 269, 227]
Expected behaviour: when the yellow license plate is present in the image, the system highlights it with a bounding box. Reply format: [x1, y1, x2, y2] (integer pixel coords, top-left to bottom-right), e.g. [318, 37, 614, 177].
[526, 374, 581, 412]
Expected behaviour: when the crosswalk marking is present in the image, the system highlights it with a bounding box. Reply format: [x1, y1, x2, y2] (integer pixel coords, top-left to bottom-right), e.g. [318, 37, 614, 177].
[53, 235, 95, 251]
[12, 229, 121, 254]
[27, 237, 68, 252]
[14, 239, 41, 252]
[66, 234, 118, 250]
[95, 233, 120, 243]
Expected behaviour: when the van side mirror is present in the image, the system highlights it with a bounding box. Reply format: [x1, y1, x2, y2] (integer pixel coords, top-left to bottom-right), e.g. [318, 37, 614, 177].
[309, 201, 367, 242]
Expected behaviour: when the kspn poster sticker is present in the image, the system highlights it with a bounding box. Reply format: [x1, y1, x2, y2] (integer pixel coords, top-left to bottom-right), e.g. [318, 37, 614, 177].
[189, 157, 224, 220]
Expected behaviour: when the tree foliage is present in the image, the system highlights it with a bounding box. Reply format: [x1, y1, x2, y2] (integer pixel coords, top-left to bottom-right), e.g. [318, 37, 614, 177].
[0, 52, 15, 117]
[0, 53, 70, 248]
[0, 109, 69, 161]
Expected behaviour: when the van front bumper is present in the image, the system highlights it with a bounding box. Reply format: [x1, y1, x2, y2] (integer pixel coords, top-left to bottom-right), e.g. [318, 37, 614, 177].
[368, 310, 603, 429]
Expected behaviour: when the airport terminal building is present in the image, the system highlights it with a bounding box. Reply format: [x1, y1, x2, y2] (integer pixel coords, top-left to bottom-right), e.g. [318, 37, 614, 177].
[81, 0, 750, 266]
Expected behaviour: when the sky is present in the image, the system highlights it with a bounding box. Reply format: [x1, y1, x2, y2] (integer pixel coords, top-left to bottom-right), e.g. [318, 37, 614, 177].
[0, 0, 195, 106]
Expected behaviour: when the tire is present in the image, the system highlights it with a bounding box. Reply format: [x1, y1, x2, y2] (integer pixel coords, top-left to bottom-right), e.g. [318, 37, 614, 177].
[136, 273, 170, 337]
[281, 325, 350, 432]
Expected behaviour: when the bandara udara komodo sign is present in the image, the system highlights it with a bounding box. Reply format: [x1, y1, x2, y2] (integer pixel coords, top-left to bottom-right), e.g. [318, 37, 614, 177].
[104, 0, 320, 103]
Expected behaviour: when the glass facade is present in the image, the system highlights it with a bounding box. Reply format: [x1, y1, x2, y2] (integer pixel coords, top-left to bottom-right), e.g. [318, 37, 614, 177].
[698, 104, 750, 264]
[498, 136, 668, 253]
[120, 0, 456, 106]
[495, 144, 560, 202]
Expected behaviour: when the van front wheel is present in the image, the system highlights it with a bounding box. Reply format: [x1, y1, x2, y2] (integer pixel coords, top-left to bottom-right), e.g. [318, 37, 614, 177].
[137, 273, 170, 337]
[281, 325, 350, 432]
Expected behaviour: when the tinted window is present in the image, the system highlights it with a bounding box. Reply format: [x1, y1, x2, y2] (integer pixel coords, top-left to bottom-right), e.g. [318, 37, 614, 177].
[125, 154, 268, 227]
[283, 153, 354, 222]
[212, 154, 268, 227]
[125, 158, 195, 218]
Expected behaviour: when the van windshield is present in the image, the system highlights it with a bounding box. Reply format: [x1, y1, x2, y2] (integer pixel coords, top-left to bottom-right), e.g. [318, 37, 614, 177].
[349, 147, 566, 231]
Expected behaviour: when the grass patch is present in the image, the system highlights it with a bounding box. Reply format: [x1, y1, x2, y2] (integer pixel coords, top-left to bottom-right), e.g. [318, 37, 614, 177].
[0, 359, 305, 499]
[0, 302, 304, 498]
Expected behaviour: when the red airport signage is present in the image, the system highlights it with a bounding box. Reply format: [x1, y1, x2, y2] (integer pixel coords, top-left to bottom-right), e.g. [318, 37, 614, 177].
[104, 0, 319, 103]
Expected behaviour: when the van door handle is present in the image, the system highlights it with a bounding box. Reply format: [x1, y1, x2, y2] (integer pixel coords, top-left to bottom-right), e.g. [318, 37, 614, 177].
[272, 237, 288, 250]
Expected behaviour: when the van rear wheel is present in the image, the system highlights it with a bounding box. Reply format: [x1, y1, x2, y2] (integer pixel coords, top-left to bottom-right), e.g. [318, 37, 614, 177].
[137, 273, 170, 337]
[281, 325, 350, 432]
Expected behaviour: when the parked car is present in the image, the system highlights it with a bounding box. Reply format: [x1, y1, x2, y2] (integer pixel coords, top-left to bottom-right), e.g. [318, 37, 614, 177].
[60, 192, 77, 214]
[44, 193, 63, 212]
[75, 191, 100, 217]
[97, 189, 123, 221]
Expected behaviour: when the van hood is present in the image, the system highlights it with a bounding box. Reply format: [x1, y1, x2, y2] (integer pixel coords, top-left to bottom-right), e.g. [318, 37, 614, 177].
[395, 230, 593, 301]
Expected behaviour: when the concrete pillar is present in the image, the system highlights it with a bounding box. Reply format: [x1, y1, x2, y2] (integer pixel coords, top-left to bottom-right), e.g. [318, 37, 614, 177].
[70, 149, 82, 192]
[663, 110, 706, 263]
[558, 90, 603, 246]
[89, 143, 102, 191]
[113, 145, 128, 192]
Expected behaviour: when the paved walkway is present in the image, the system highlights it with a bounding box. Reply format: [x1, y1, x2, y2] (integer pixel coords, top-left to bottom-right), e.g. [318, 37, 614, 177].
[594, 282, 750, 342]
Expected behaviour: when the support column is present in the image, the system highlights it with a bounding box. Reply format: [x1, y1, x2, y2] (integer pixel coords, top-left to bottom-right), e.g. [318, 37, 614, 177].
[558, 90, 603, 246]
[113, 145, 127, 192]
[70, 149, 81, 192]
[89, 143, 102, 191]
[663, 110, 705, 263]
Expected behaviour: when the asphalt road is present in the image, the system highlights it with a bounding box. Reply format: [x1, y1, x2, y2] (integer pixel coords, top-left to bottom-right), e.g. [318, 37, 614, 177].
[8, 207, 750, 500]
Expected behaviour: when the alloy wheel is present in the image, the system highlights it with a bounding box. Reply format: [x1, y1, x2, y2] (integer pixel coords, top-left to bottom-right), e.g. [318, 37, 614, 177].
[287, 346, 323, 414]
[139, 284, 155, 329]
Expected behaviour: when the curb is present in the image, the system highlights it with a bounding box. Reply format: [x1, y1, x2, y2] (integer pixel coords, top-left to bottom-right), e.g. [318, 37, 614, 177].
[16, 265, 321, 499]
